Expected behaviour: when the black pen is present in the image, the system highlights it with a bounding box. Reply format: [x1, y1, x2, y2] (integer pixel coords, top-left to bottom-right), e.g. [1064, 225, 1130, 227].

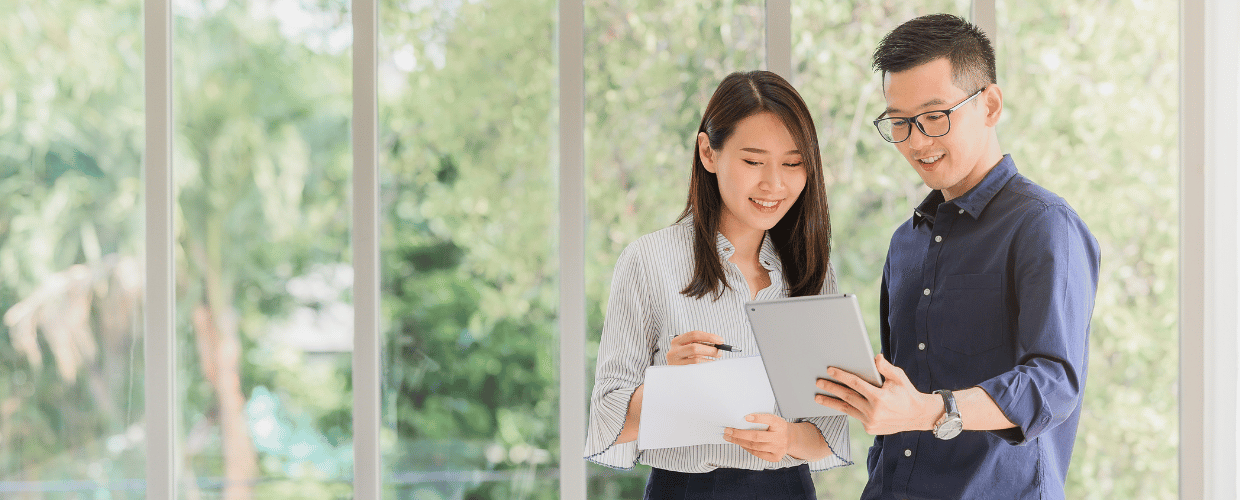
[699, 342, 741, 353]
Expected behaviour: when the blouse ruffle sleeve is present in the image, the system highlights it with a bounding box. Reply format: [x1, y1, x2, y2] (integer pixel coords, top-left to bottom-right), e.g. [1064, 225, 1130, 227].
[583, 240, 661, 469]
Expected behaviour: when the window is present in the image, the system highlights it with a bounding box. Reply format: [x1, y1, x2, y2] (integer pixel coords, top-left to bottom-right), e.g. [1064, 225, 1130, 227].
[1, 1, 146, 496]
[379, 1, 560, 498]
[173, 0, 353, 496]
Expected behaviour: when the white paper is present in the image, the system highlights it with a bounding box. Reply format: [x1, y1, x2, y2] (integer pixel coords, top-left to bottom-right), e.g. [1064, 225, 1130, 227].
[637, 356, 777, 450]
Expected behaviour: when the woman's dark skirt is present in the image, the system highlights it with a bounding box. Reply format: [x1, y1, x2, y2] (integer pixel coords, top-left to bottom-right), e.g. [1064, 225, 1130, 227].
[643, 464, 816, 499]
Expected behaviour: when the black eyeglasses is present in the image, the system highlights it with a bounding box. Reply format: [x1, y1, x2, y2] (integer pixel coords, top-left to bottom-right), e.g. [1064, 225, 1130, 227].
[873, 87, 986, 143]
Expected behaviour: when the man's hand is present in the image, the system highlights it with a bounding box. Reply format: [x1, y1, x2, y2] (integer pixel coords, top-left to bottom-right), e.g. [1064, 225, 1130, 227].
[723, 413, 791, 462]
[815, 354, 939, 436]
[666, 330, 724, 365]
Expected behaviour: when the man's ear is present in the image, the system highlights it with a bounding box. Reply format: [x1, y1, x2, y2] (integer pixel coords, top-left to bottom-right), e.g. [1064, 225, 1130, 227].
[983, 85, 1003, 127]
[697, 132, 717, 173]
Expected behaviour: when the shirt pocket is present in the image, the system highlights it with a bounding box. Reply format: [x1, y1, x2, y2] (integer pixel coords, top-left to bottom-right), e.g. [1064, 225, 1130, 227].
[934, 273, 1005, 355]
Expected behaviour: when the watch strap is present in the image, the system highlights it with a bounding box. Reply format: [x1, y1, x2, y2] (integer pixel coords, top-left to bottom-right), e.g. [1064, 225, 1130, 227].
[934, 389, 959, 417]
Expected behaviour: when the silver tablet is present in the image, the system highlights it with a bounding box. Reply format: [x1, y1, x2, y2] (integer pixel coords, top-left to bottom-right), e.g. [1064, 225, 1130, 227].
[745, 293, 882, 418]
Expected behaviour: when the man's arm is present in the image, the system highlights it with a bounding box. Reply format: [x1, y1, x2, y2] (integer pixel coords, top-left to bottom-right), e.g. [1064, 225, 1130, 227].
[817, 205, 1099, 439]
[814, 355, 1016, 435]
[971, 204, 1099, 443]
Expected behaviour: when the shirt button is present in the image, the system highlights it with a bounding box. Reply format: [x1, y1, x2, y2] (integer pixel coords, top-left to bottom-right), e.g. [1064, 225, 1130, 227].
[958, 209, 964, 214]
[918, 343, 926, 350]
[923, 288, 931, 296]
[904, 449, 912, 457]
[934, 235, 942, 243]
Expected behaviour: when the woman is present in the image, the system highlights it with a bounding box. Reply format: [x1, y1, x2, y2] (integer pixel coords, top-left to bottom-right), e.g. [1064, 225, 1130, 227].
[584, 71, 850, 499]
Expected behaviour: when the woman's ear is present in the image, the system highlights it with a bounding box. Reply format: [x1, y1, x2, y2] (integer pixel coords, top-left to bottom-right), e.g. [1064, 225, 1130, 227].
[697, 132, 717, 173]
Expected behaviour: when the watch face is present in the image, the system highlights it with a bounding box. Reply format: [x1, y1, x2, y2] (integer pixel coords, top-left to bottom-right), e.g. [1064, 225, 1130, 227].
[935, 417, 963, 440]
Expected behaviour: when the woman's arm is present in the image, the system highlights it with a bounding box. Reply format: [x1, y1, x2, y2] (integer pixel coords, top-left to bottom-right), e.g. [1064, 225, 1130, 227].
[787, 421, 833, 461]
[615, 384, 644, 444]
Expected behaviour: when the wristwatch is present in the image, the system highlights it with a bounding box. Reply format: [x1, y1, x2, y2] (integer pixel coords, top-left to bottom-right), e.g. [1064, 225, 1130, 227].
[932, 389, 963, 440]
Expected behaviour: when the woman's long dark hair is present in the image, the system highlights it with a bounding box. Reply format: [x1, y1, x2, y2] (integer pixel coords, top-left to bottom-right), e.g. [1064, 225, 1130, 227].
[679, 70, 831, 300]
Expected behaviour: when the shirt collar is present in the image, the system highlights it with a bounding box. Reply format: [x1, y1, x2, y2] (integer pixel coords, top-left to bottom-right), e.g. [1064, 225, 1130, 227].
[679, 213, 773, 271]
[913, 154, 1017, 227]
[716, 230, 779, 270]
[679, 214, 781, 272]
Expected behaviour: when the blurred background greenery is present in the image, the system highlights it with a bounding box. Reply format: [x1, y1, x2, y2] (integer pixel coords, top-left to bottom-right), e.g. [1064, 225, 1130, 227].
[0, 0, 1176, 499]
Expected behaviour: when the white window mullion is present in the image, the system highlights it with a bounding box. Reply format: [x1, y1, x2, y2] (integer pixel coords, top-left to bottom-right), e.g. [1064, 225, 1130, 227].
[558, 0, 587, 497]
[1181, 1, 1207, 499]
[970, 0, 997, 47]
[352, 0, 381, 498]
[144, 0, 176, 497]
[1183, 1, 1240, 499]
[765, 0, 791, 78]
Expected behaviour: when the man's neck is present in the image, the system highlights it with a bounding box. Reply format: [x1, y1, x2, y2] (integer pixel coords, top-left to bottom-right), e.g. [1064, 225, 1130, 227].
[942, 137, 1004, 201]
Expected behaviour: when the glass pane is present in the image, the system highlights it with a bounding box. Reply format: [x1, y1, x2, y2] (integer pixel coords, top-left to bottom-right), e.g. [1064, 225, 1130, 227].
[379, 1, 559, 498]
[996, 1, 1178, 498]
[174, 0, 353, 497]
[583, 1, 765, 497]
[790, 2, 974, 497]
[0, 0, 146, 497]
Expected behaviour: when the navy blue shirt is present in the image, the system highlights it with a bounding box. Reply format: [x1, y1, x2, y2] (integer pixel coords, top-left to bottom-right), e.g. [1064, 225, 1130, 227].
[862, 155, 1100, 500]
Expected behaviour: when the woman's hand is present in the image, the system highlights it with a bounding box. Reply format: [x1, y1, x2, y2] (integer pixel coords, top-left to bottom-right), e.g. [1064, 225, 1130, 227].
[723, 413, 792, 462]
[666, 330, 725, 365]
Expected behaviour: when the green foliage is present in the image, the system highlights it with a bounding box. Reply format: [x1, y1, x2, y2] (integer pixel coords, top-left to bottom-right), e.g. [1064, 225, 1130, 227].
[379, 1, 560, 498]
[2, 0, 355, 496]
[166, 1, 353, 493]
[0, 0, 147, 491]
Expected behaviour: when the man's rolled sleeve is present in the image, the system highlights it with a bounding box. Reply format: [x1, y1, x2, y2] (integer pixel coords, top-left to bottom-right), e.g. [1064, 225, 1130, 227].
[976, 204, 1099, 445]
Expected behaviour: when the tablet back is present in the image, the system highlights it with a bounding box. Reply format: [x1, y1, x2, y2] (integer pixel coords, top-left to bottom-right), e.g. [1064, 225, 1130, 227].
[745, 294, 882, 418]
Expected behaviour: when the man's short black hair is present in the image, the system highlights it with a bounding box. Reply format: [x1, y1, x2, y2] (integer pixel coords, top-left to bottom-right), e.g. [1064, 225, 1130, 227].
[872, 13, 996, 93]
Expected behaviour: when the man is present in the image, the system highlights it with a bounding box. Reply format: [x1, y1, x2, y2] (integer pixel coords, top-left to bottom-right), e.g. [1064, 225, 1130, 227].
[814, 14, 1101, 500]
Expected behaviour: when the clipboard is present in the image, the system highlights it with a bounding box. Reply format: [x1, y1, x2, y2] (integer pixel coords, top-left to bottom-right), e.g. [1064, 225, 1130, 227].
[745, 293, 882, 418]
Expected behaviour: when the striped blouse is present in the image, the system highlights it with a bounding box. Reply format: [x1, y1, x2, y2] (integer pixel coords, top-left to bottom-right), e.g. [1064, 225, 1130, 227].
[583, 216, 852, 473]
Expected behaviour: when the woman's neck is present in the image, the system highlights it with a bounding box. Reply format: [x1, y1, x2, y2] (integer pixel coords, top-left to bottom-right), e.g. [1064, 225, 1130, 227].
[718, 215, 765, 265]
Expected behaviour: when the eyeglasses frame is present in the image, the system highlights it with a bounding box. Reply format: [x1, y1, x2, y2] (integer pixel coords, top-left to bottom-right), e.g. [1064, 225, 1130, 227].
[872, 87, 988, 144]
